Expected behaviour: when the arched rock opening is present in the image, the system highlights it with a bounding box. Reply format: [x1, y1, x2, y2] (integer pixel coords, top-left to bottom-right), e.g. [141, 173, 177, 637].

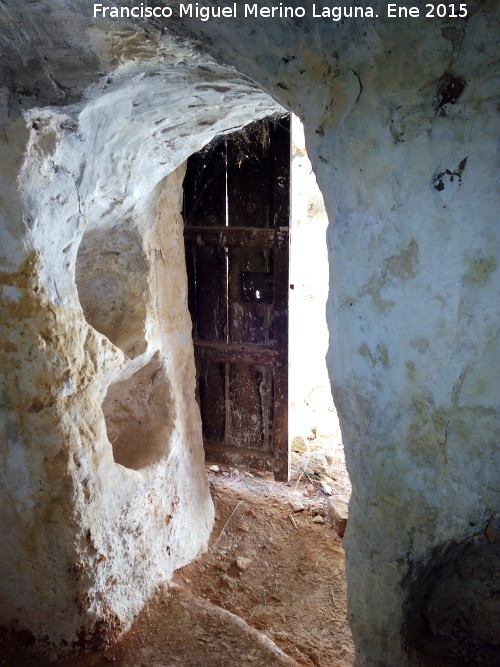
[76, 226, 149, 359]
[102, 351, 176, 470]
[0, 2, 498, 664]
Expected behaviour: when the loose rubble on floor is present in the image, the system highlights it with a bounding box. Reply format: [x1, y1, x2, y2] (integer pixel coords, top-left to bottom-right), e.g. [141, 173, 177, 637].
[1, 446, 354, 667]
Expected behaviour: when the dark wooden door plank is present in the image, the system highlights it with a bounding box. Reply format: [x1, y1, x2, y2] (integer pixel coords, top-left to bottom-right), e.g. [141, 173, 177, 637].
[184, 226, 275, 249]
[227, 121, 271, 228]
[193, 245, 227, 343]
[272, 226, 290, 481]
[229, 363, 272, 451]
[204, 442, 274, 473]
[197, 359, 226, 442]
[183, 141, 227, 227]
[194, 341, 277, 364]
[183, 115, 290, 480]
[228, 245, 273, 346]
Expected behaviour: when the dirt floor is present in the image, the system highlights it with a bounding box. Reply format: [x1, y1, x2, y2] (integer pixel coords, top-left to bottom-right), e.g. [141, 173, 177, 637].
[0, 451, 354, 667]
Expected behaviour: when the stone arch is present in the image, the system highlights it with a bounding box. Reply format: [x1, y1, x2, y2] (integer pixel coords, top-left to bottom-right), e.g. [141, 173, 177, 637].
[0, 3, 498, 664]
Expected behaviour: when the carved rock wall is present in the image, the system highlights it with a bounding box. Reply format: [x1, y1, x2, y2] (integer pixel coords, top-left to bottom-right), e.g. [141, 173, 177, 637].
[0, 27, 282, 649]
[0, 2, 498, 664]
[171, 4, 499, 663]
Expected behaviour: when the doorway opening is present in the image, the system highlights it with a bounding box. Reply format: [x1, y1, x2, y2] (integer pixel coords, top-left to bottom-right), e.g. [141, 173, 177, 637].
[288, 114, 351, 502]
[183, 115, 290, 481]
[183, 114, 350, 499]
[179, 115, 354, 666]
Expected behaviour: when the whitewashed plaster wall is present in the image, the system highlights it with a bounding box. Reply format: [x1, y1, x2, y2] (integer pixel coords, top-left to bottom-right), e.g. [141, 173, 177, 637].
[172, 4, 499, 663]
[0, 1, 499, 664]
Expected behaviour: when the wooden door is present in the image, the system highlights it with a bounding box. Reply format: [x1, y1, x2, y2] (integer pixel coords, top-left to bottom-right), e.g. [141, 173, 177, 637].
[183, 115, 290, 481]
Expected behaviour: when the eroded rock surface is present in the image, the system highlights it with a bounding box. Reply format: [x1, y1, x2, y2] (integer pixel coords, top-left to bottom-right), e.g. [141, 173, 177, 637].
[0, 1, 499, 664]
[0, 31, 282, 647]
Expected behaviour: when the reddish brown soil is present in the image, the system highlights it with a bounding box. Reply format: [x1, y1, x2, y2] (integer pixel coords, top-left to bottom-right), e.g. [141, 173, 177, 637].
[0, 466, 354, 667]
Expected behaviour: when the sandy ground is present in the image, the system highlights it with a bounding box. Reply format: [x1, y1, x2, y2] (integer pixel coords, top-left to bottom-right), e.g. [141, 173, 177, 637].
[0, 458, 354, 667]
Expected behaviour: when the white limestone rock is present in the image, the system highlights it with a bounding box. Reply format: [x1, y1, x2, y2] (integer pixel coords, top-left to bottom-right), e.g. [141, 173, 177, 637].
[0, 2, 498, 664]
